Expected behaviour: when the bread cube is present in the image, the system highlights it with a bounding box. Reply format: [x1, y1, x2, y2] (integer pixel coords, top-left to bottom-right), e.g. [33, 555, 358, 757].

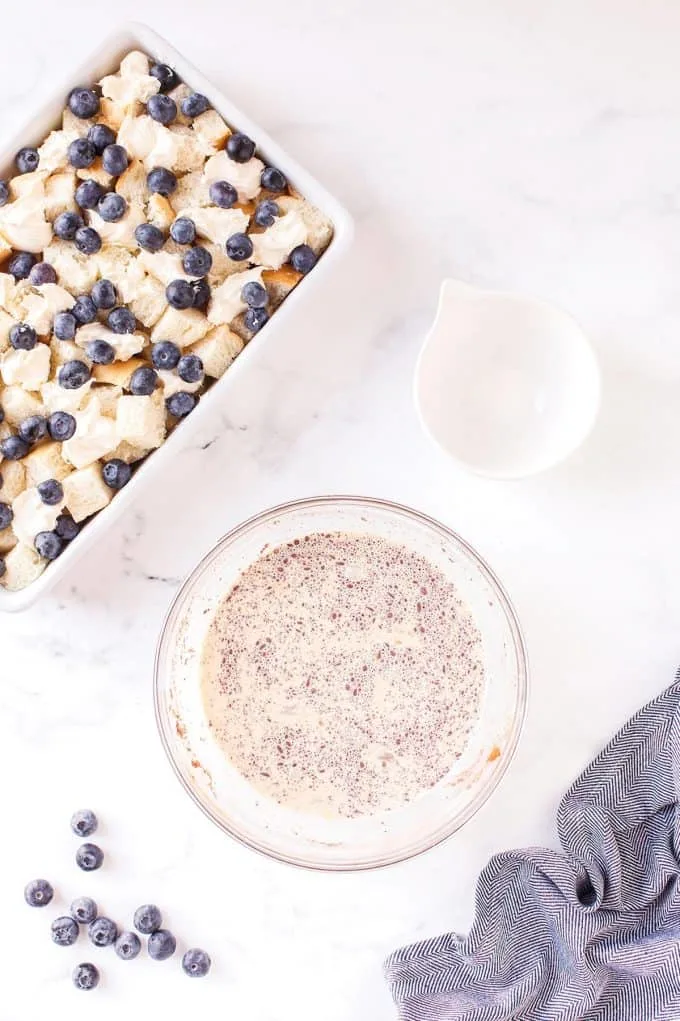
[189, 325, 243, 378]
[0, 543, 46, 591]
[128, 274, 167, 327]
[150, 306, 210, 348]
[62, 464, 112, 522]
[0, 309, 16, 352]
[0, 460, 27, 501]
[146, 193, 175, 231]
[23, 442, 72, 486]
[262, 266, 303, 307]
[0, 527, 17, 555]
[93, 358, 145, 388]
[44, 170, 78, 219]
[192, 109, 230, 152]
[1, 386, 46, 427]
[1, 344, 51, 390]
[116, 393, 166, 449]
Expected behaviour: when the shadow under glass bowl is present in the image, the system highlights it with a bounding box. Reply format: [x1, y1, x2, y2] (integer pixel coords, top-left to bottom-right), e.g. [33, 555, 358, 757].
[154, 496, 528, 871]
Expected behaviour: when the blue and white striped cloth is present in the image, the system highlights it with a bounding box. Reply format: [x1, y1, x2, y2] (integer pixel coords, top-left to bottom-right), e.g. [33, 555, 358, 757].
[385, 677, 680, 1020]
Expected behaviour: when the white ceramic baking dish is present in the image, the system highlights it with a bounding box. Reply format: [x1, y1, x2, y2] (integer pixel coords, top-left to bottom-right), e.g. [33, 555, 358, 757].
[0, 22, 354, 611]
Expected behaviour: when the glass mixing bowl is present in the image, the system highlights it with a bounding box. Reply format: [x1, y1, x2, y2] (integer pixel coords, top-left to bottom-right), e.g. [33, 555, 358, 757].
[154, 497, 528, 870]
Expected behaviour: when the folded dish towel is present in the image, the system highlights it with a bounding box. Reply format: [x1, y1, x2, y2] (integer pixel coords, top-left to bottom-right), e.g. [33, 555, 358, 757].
[385, 675, 680, 1020]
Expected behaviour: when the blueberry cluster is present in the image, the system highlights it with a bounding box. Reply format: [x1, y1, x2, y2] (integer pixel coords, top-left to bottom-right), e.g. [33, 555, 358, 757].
[23, 810, 211, 990]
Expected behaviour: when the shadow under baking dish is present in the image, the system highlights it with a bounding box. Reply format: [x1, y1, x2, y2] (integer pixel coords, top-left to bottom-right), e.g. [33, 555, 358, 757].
[154, 496, 528, 871]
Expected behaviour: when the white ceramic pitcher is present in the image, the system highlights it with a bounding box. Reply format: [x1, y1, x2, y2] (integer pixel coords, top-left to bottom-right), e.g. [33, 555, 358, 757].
[414, 280, 601, 479]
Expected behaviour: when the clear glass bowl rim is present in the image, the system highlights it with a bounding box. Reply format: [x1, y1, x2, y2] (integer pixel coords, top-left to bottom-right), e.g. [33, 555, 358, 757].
[154, 495, 529, 871]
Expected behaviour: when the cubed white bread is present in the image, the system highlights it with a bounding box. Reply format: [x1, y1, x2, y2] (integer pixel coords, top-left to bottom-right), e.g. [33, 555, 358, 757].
[191, 109, 230, 152]
[98, 96, 128, 131]
[0, 459, 27, 501]
[157, 370, 202, 398]
[189, 325, 244, 378]
[85, 384, 122, 417]
[249, 210, 308, 270]
[62, 107, 93, 135]
[62, 464, 112, 522]
[1, 344, 51, 390]
[95, 245, 146, 304]
[43, 240, 100, 293]
[170, 125, 207, 173]
[0, 198, 52, 253]
[23, 442, 72, 486]
[87, 203, 145, 251]
[40, 379, 93, 414]
[169, 170, 210, 212]
[107, 439, 150, 464]
[62, 398, 119, 469]
[115, 392, 166, 449]
[262, 266, 303, 307]
[115, 159, 148, 205]
[44, 169, 78, 219]
[0, 543, 46, 591]
[76, 160, 114, 189]
[128, 274, 167, 327]
[167, 83, 193, 126]
[0, 527, 17, 554]
[37, 130, 79, 173]
[15, 282, 74, 335]
[276, 196, 334, 254]
[203, 243, 243, 286]
[0, 235, 12, 263]
[0, 386, 46, 427]
[50, 338, 92, 369]
[0, 273, 16, 310]
[150, 306, 210, 347]
[92, 357, 145, 388]
[10, 171, 47, 202]
[0, 308, 15, 351]
[146, 193, 175, 231]
[136, 248, 187, 286]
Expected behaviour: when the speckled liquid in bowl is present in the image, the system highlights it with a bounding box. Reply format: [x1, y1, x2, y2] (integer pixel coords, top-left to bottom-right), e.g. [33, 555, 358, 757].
[200, 532, 485, 818]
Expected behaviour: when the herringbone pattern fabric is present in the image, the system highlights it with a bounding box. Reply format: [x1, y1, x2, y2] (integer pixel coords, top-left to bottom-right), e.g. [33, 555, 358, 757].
[385, 676, 680, 1020]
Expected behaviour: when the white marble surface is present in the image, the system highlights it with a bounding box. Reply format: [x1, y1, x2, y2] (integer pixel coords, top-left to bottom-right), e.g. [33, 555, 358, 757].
[3, 1, 680, 1017]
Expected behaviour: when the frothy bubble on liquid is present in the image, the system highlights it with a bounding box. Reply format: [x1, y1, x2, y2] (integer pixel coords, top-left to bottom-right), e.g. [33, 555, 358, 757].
[200, 531, 485, 819]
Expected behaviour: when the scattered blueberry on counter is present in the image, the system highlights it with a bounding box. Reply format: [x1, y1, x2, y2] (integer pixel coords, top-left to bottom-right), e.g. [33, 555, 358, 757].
[148, 929, 177, 961]
[72, 962, 99, 991]
[51, 915, 79, 947]
[133, 903, 162, 935]
[75, 842, 104, 872]
[71, 897, 98, 924]
[89, 916, 118, 947]
[182, 948, 212, 978]
[24, 879, 54, 907]
[115, 931, 141, 961]
[71, 808, 98, 837]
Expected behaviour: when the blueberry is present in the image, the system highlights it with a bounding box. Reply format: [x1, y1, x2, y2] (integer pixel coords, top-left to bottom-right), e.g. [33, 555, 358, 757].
[253, 199, 279, 228]
[35, 530, 64, 560]
[225, 232, 253, 261]
[0, 557, 5, 578]
[115, 931, 141, 961]
[148, 929, 176, 961]
[0, 435, 29, 460]
[0, 180, 8, 206]
[150, 62, 180, 93]
[107, 306, 136, 334]
[87, 122, 115, 154]
[0, 503, 12, 529]
[52, 915, 79, 947]
[55, 513, 79, 541]
[75, 226, 102, 255]
[9, 322, 37, 350]
[54, 210, 84, 240]
[181, 92, 210, 117]
[72, 962, 99, 991]
[133, 904, 162, 935]
[177, 353, 203, 383]
[170, 216, 196, 245]
[244, 307, 269, 333]
[151, 340, 180, 370]
[97, 192, 127, 222]
[241, 280, 267, 308]
[24, 879, 54, 907]
[68, 137, 97, 170]
[129, 365, 158, 395]
[18, 415, 47, 444]
[91, 278, 117, 310]
[147, 94, 177, 125]
[166, 279, 194, 309]
[102, 459, 132, 490]
[47, 411, 76, 441]
[261, 166, 287, 192]
[102, 144, 129, 176]
[191, 278, 210, 309]
[8, 252, 36, 280]
[86, 339, 115, 364]
[147, 166, 177, 196]
[226, 132, 256, 163]
[28, 261, 57, 285]
[135, 222, 164, 252]
[37, 479, 63, 506]
[182, 246, 212, 277]
[289, 243, 317, 274]
[58, 360, 91, 390]
[15, 147, 39, 173]
[53, 310, 77, 340]
[209, 180, 237, 208]
[0, 407, 3, 424]
[71, 808, 98, 836]
[71, 897, 97, 925]
[182, 948, 211, 978]
[68, 87, 100, 119]
[166, 391, 197, 418]
[76, 843, 104, 872]
[72, 294, 97, 324]
[88, 917, 117, 947]
[75, 178, 104, 210]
